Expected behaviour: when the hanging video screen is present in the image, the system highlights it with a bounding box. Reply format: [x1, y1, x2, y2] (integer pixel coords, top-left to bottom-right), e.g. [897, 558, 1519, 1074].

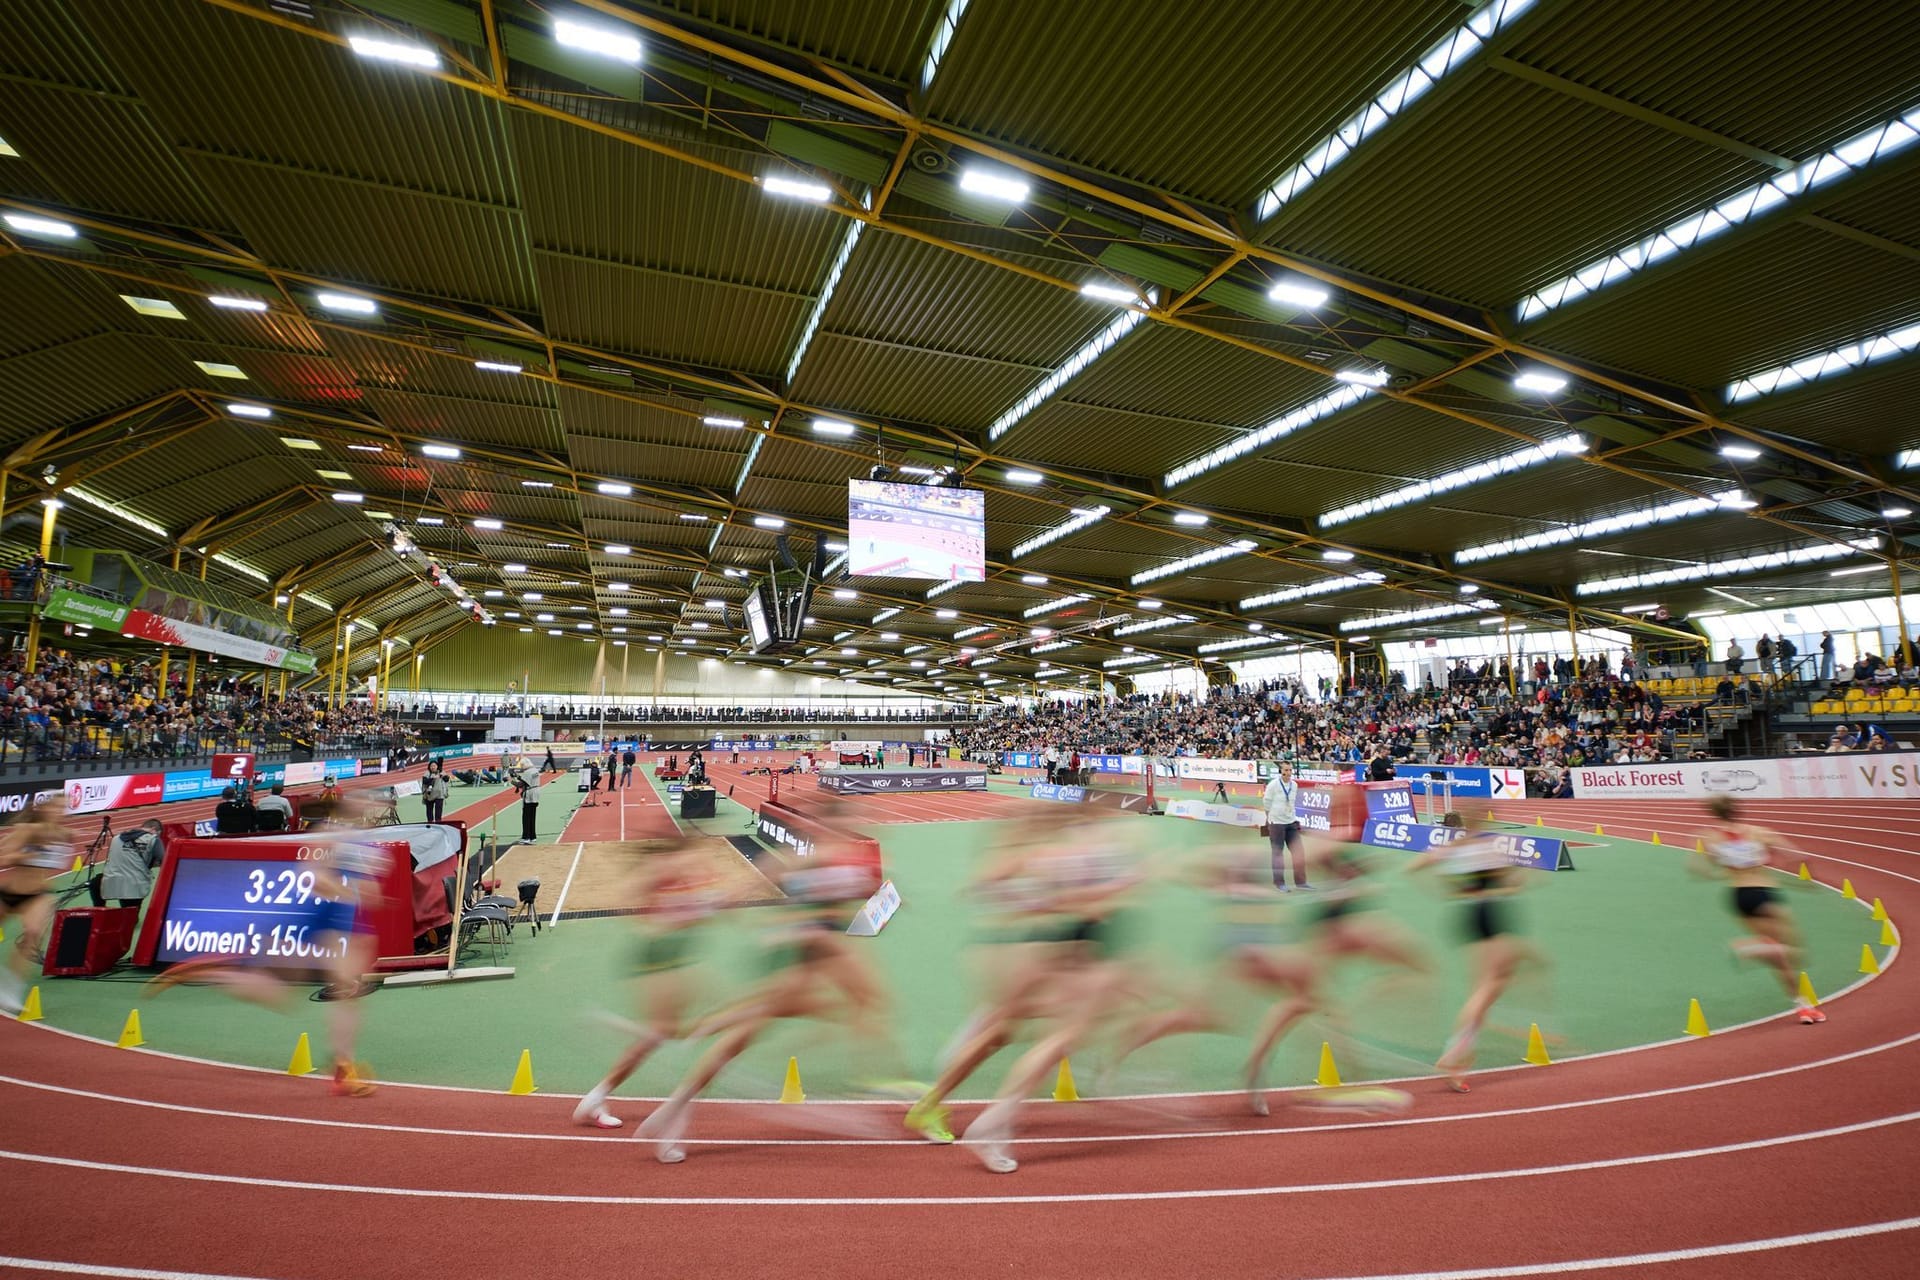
[847, 480, 986, 581]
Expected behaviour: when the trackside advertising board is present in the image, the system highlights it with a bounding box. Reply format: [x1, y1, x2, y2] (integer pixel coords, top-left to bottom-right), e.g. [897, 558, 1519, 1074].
[1569, 752, 1920, 802]
[1360, 819, 1574, 871]
[1398, 766, 1527, 800]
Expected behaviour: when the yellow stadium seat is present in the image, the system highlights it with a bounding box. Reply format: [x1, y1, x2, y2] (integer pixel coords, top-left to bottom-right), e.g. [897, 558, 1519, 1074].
[1846, 688, 1867, 701]
[1893, 699, 1913, 714]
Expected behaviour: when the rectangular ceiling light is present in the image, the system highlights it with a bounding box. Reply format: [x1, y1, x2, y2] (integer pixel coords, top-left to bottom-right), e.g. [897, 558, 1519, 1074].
[1112, 614, 1189, 636]
[1268, 280, 1330, 309]
[420, 444, 461, 459]
[953, 625, 988, 638]
[1102, 655, 1154, 668]
[1239, 571, 1385, 610]
[703, 416, 746, 428]
[1726, 321, 1920, 403]
[474, 360, 522, 374]
[1255, 0, 1537, 220]
[348, 35, 440, 68]
[1012, 505, 1111, 559]
[1004, 469, 1044, 484]
[596, 481, 632, 496]
[473, 518, 503, 531]
[1575, 539, 1874, 595]
[120, 295, 186, 320]
[346, 443, 383, 452]
[1335, 368, 1390, 386]
[1031, 640, 1073, 653]
[1080, 282, 1144, 306]
[1512, 372, 1568, 394]
[1166, 383, 1373, 487]
[1521, 107, 1920, 322]
[1455, 492, 1742, 564]
[603, 543, 631, 555]
[990, 306, 1146, 441]
[195, 360, 248, 379]
[1022, 594, 1091, 619]
[416, 516, 444, 525]
[226, 403, 272, 419]
[553, 18, 642, 62]
[281, 437, 321, 451]
[316, 291, 378, 315]
[331, 491, 364, 504]
[959, 167, 1029, 202]
[521, 479, 554, 488]
[316, 469, 352, 480]
[1196, 634, 1290, 654]
[208, 295, 269, 311]
[753, 515, 786, 529]
[1338, 601, 1495, 631]
[762, 175, 832, 202]
[811, 419, 857, 437]
[872, 607, 901, 622]
[1319, 434, 1587, 527]
[2, 213, 77, 238]
[1132, 539, 1257, 585]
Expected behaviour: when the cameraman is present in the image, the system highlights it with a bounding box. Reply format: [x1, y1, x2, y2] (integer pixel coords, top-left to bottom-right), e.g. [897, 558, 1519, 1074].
[214, 784, 255, 835]
[96, 819, 165, 908]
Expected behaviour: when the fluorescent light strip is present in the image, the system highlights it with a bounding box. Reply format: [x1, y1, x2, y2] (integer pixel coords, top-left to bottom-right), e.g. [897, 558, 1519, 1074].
[1256, 0, 1536, 220]
[1196, 634, 1290, 654]
[959, 168, 1029, 202]
[208, 295, 268, 312]
[66, 486, 167, 537]
[787, 219, 864, 383]
[989, 305, 1149, 442]
[1112, 614, 1190, 636]
[1022, 594, 1091, 619]
[1166, 384, 1373, 487]
[1031, 640, 1074, 653]
[348, 35, 439, 68]
[953, 626, 989, 639]
[3, 213, 77, 239]
[925, 578, 966, 599]
[474, 360, 522, 374]
[1575, 540, 1874, 596]
[1319, 434, 1587, 527]
[1239, 572, 1384, 610]
[872, 607, 901, 623]
[1522, 107, 1920, 322]
[1131, 539, 1257, 585]
[763, 175, 832, 202]
[553, 18, 641, 63]
[1011, 506, 1110, 559]
[316, 291, 377, 315]
[918, 0, 971, 91]
[1080, 282, 1145, 306]
[1339, 601, 1495, 632]
[1454, 492, 1743, 564]
[1726, 320, 1920, 403]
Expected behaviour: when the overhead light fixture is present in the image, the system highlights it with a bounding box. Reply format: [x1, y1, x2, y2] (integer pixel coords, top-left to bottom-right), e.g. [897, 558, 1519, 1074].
[1195, 635, 1285, 654]
[679, 513, 709, 521]
[812, 419, 857, 437]
[1576, 539, 1875, 594]
[1132, 539, 1256, 585]
[1172, 512, 1209, 526]
[1012, 506, 1110, 559]
[1727, 320, 1920, 403]
[1268, 280, 1330, 308]
[331, 492, 364, 504]
[824, 540, 848, 551]
[474, 360, 522, 374]
[596, 481, 632, 496]
[416, 516, 444, 525]
[226, 403, 272, 419]
[194, 361, 248, 380]
[603, 544, 631, 555]
[420, 444, 461, 459]
[1885, 507, 1914, 519]
[1321, 434, 1588, 527]
[473, 518, 503, 531]
[1167, 383, 1373, 487]
[1513, 371, 1569, 395]
[346, 443, 383, 452]
[1831, 564, 1884, 578]
[762, 175, 832, 202]
[1138, 599, 1163, 610]
[1719, 443, 1763, 460]
[1321, 549, 1355, 562]
[703, 416, 745, 428]
[1004, 469, 1044, 484]
[1339, 601, 1494, 631]
[2, 213, 77, 239]
[520, 480, 554, 489]
[1079, 282, 1143, 305]
[940, 611, 965, 623]
[1334, 368, 1390, 386]
[316, 469, 352, 481]
[832, 588, 858, 600]
[873, 607, 901, 622]
[208, 295, 269, 312]
[753, 515, 786, 529]
[1112, 614, 1187, 636]
[120, 295, 186, 320]
[348, 34, 440, 68]
[988, 303, 1149, 441]
[483, 589, 503, 599]
[553, 18, 642, 63]
[502, 562, 528, 573]
[1619, 603, 1661, 613]
[523, 591, 544, 601]
[1019, 574, 1049, 585]
[1455, 491, 1742, 563]
[959, 167, 1029, 202]
[1240, 571, 1385, 609]
[1023, 594, 1091, 619]
[316, 291, 378, 315]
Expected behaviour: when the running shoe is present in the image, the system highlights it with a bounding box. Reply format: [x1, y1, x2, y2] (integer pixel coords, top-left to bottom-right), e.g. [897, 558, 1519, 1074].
[638, 1101, 688, 1164]
[904, 1101, 955, 1144]
[144, 955, 227, 994]
[572, 1100, 623, 1129]
[331, 1061, 376, 1098]
[964, 1107, 1018, 1174]
[1799, 1007, 1828, 1025]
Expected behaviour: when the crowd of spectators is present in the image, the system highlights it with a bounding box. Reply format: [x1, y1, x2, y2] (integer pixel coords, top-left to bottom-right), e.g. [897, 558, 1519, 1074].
[0, 641, 411, 763]
[402, 702, 975, 723]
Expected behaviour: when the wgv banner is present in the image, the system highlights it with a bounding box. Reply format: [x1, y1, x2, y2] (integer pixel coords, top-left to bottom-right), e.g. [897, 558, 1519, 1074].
[1360, 818, 1574, 871]
[818, 770, 987, 794]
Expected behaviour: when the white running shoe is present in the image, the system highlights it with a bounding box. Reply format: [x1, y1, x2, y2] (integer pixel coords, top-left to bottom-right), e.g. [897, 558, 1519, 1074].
[638, 1101, 689, 1164]
[572, 1101, 622, 1129]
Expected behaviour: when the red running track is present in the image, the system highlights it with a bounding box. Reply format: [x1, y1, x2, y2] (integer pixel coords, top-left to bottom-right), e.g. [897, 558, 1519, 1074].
[7, 795, 1920, 1279]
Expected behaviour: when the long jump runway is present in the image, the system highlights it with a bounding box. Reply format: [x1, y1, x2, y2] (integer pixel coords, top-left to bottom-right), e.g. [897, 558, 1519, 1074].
[6, 796, 1916, 1278]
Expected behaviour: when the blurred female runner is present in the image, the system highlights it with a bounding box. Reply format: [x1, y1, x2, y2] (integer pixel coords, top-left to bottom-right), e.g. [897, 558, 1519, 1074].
[148, 824, 394, 1096]
[960, 819, 1146, 1173]
[1407, 812, 1532, 1092]
[572, 838, 722, 1129]
[1694, 793, 1822, 1024]
[637, 805, 902, 1163]
[0, 797, 75, 1016]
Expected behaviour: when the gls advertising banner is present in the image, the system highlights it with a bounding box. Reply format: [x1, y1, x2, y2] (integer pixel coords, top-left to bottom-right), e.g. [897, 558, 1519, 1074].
[1360, 818, 1574, 871]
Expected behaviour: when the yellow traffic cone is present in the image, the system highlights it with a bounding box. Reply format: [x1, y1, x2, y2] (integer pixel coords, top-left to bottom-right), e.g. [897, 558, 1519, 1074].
[1684, 998, 1710, 1037]
[1842, 878, 1857, 901]
[17, 985, 42, 1023]
[1534, 815, 1543, 827]
[1882, 919, 1897, 947]
[1859, 943, 1881, 975]
[779, 1055, 805, 1103]
[1315, 1041, 1342, 1088]
[69, 854, 83, 874]
[287, 1032, 315, 1076]
[1797, 862, 1810, 881]
[1696, 837, 1706, 853]
[1523, 1023, 1552, 1066]
[1872, 897, 1887, 922]
[1052, 1058, 1080, 1102]
[1651, 831, 1662, 846]
[1594, 824, 1604, 835]
[1796, 971, 1819, 1008]
[508, 1048, 536, 1095]
[117, 1009, 145, 1048]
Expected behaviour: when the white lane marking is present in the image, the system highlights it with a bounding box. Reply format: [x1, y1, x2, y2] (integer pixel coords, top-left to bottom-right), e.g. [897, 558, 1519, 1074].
[6, 1025, 1920, 1149]
[1304, 1215, 1920, 1280]
[3, 1109, 1915, 1205]
[547, 842, 585, 927]
[0, 1260, 277, 1280]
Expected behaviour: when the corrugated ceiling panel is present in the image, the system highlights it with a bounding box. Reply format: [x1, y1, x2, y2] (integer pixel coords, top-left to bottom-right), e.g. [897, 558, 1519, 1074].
[360, 388, 565, 451]
[1530, 221, 1920, 390]
[567, 432, 742, 490]
[1737, 359, 1920, 456]
[0, 332, 181, 443]
[534, 252, 805, 374]
[1007, 402, 1235, 480]
[552, 384, 727, 450]
[323, 331, 556, 408]
[0, 255, 128, 362]
[790, 332, 1040, 433]
[650, 0, 940, 81]
[1808, 163, 1920, 256]
[1272, 75, 1766, 308]
[927, 0, 1464, 205]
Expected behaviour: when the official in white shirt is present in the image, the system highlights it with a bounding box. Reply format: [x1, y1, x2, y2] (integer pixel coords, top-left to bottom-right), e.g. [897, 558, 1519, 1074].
[1261, 760, 1310, 891]
[516, 759, 543, 843]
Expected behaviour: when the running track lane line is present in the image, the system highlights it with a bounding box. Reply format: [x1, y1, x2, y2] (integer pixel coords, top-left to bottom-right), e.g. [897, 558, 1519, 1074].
[4, 1108, 1917, 1205]
[546, 842, 584, 927]
[7, 1024, 1920, 1148]
[8, 1216, 1920, 1280]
